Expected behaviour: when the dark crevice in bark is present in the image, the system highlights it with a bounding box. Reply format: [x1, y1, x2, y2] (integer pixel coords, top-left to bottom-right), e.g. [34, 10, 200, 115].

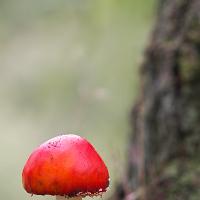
[111, 0, 200, 199]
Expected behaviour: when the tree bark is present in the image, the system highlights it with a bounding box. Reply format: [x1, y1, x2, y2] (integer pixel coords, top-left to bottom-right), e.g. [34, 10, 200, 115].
[112, 0, 200, 199]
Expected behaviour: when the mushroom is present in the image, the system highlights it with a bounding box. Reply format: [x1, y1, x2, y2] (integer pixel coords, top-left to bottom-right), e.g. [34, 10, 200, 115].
[22, 134, 109, 200]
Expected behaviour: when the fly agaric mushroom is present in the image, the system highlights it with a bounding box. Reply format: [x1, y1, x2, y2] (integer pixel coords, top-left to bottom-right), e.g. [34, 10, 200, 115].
[22, 134, 109, 200]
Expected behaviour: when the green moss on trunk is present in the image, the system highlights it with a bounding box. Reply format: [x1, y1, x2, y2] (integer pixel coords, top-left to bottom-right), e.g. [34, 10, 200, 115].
[112, 0, 200, 199]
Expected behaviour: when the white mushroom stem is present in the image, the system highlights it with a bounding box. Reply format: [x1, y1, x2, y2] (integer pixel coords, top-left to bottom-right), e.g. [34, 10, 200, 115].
[56, 196, 82, 200]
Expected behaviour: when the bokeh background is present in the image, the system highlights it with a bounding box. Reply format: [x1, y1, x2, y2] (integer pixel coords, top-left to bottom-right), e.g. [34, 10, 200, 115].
[0, 1, 155, 199]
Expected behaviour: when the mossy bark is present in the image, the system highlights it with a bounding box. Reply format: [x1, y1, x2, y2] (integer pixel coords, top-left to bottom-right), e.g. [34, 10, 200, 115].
[111, 0, 200, 199]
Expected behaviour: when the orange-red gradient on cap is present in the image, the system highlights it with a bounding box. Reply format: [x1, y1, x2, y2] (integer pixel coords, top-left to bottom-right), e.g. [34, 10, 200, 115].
[22, 134, 109, 197]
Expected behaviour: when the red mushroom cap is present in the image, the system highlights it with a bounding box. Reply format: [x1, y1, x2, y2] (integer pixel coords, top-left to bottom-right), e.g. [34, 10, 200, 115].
[22, 134, 109, 197]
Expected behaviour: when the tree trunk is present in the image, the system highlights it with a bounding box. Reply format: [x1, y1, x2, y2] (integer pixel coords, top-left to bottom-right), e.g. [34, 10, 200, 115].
[112, 0, 200, 199]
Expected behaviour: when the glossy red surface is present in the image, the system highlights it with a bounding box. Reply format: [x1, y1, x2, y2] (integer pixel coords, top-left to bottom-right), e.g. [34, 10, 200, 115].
[22, 134, 109, 197]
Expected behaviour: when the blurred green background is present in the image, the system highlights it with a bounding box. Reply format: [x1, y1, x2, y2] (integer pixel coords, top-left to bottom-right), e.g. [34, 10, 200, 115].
[0, 0, 155, 199]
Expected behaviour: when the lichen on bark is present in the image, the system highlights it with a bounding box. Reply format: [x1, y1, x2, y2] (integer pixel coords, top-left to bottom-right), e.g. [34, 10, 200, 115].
[111, 0, 200, 199]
